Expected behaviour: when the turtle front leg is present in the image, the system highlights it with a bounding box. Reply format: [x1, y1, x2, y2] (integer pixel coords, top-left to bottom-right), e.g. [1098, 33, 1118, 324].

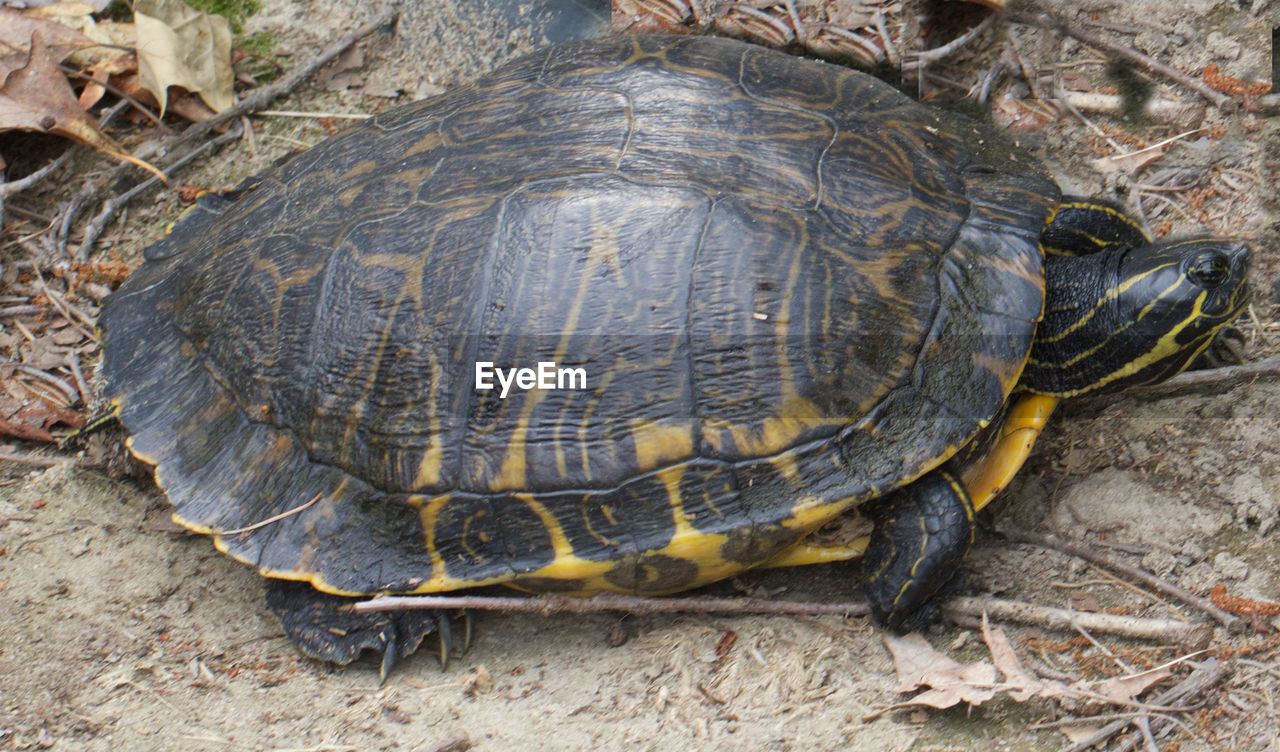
[265, 580, 459, 681]
[862, 469, 974, 633]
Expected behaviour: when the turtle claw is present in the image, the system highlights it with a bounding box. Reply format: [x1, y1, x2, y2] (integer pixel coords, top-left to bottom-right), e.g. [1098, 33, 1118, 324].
[437, 611, 453, 671]
[379, 635, 399, 685]
[264, 580, 442, 680]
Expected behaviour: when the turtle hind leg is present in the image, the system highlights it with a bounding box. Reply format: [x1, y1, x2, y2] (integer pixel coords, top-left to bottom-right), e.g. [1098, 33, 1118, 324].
[862, 469, 974, 633]
[264, 580, 451, 681]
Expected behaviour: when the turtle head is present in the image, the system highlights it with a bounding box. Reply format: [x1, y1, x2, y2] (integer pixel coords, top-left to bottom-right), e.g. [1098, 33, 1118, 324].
[1024, 237, 1251, 397]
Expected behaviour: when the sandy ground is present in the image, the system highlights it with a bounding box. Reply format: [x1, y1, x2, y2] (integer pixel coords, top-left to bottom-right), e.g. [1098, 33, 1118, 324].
[2, 1, 1278, 750]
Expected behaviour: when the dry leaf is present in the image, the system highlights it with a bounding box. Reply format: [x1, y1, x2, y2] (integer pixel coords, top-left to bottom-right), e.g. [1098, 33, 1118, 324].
[166, 88, 216, 122]
[0, 372, 83, 443]
[18, 2, 102, 18]
[0, 7, 95, 72]
[1096, 667, 1172, 704]
[982, 618, 1044, 702]
[1090, 148, 1166, 175]
[990, 92, 1057, 131]
[0, 32, 164, 179]
[1069, 591, 1102, 612]
[880, 617, 1174, 717]
[77, 51, 136, 110]
[134, 0, 233, 114]
[1060, 71, 1093, 92]
[318, 44, 364, 92]
[69, 18, 137, 70]
[883, 632, 998, 709]
[60, 17, 137, 71]
[1059, 724, 1104, 743]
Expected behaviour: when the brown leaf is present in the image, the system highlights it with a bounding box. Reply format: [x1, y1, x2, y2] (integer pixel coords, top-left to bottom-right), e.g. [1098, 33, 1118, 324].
[70, 19, 138, 71]
[883, 633, 998, 709]
[21, 2, 110, 17]
[1096, 667, 1172, 704]
[134, 0, 233, 114]
[879, 617, 1182, 718]
[0, 32, 164, 180]
[1059, 724, 1104, 743]
[317, 44, 364, 92]
[1069, 591, 1102, 613]
[1090, 148, 1166, 176]
[0, 7, 95, 71]
[1061, 71, 1092, 92]
[111, 72, 159, 109]
[990, 92, 1057, 131]
[18, 335, 66, 371]
[77, 51, 137, 110]
[50, 327, 85, 346]
[0, 378, 83, 443]
[166, 88, 217, 123]
[982, 618, 1041, 702]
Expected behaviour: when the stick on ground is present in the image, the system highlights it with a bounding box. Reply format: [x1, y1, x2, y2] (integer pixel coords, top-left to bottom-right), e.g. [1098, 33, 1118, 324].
[355, 591, 1211, 645]
[1129, 358, 1280, 396]
[1005, 8, 1234, 109]
[1002, 528, 1242, 631]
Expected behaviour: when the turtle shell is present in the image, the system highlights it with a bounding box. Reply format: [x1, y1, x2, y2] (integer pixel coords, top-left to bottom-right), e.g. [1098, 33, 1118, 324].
[101, 34, 1056, 597]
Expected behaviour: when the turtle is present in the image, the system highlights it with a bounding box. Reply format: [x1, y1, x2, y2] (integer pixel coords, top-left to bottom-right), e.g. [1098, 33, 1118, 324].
[99, 33, 1251, 677]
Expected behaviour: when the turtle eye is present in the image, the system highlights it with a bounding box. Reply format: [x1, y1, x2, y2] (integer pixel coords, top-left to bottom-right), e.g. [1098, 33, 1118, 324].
[1186, 251, 1230, 288]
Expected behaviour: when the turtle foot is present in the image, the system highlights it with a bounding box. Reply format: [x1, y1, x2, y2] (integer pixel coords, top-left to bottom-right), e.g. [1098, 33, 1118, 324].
[862, 469, 974, 633]
[264, 580, 460, 681]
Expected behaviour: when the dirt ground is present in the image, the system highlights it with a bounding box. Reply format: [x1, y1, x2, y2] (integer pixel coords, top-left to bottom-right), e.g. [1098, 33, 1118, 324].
[2, 1, 1278, 750]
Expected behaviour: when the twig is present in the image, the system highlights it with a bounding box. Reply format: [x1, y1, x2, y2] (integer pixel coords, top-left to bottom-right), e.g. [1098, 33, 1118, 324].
[871, 11, 897, 68]
[67, 9, 397, 262]
[1006, 8, 1234, 109]
[354, 592, 871, 617]
[0, 305, 44, 317]
[59, 64, 171, 132]
[76, 122, 246, 262]
[214, 492, 323, 535]
[1060, 91, 1202, 123]
[67, 353, 89, 406]
[154, 9, 397, 160]
[902, 13, 996, 70]
[1061, 658, 1226, 752]
[0, 149, 77, 199]
[1071, 619, 1134, 673]
[356, 590, 1209, 645]
[56, 177, 100, 258]
[255, 109, 373, 120]
[13, 364, 77, 405]
[1129, 359, 1280, 396]
[30, 268, 97, 343]
[50, 100, 133, 257]
[1002, 529, 1241, 630]
[1031, 710, 1188, 731]
[944, 596, 1212, 647]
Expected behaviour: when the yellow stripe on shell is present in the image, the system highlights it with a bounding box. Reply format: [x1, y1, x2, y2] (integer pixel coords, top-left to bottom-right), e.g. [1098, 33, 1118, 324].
[758, 393, 1056, 569]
